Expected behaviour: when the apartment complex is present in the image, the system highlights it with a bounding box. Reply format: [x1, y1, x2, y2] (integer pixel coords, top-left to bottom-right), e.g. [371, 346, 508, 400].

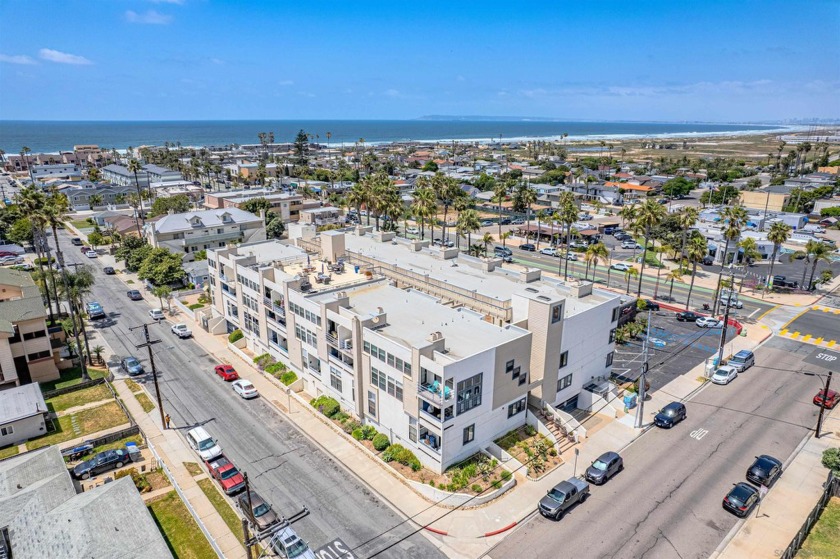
[206, 229, 620, 472]
[101, 163, 182, 188]
[203, 189, 320, 224]
[0, 269, 60, 386]
[145, 207, 267, 262]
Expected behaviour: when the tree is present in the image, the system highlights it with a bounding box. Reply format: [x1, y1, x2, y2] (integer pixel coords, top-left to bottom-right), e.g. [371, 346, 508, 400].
[411, 183, 436, 240]
[238, 197, 273, 217]
[492, 180, 509, 239]
[266, 219, 285, 239]
[664, 269, 683, 302]
[87, 231, 105, 247]
[7, 217, 34, 245]
[88, 194, 103, 210]
[194, 249, 207, 261]
[805, 240, 832, 290]
[92, 345, 105, 365]
[422, 160, 439, 172]
[138, 247, 186, 286]
[556, 193, 578, 279]
[152, 285, 172, 312]
[294, 129, 309, 165]
[744, 177, 762, 191]
[456, 208, 481, 249]
[473, 173, 496, 191]
[700, 185, 739, 206]
[432, 173, 462, 242]
[631, 199, 667, 296]
[738, 237, 762, 265]
[624, 267, 639, 294]
[60, 265, 96, 366]
[150, 194, 191, 217]
[500, 231, 513, 249]
[481, 232, 494, 257]
[584, 242, 609, 281]
[766, 221, 791, 289]
[822, 448, 840, 474]
[684, 233, 708, 311]
[713, 204, 748, 311]
[661, 177, 694, 198]
[128, 158, 145, 235]
[535, 210, 547, 249]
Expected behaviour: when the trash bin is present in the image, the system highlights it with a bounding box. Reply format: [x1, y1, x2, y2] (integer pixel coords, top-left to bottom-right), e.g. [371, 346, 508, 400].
[125, 442, 142, 463]
[354, 265, 360, 273]
[623, 393, 638, 410]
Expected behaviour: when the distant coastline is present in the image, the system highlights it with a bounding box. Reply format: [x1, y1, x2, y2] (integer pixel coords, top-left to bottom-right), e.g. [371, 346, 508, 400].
[0, 119, 795, 154]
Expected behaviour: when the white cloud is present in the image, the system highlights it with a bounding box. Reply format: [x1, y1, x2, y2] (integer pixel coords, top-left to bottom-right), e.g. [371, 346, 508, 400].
[39, 48, 92, 65]
[0, 54, 36, 65]
[125, 10, 172, 25]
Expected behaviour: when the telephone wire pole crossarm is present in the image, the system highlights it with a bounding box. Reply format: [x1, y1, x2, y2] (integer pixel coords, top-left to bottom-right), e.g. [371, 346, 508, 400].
[130, 322, 167, 429]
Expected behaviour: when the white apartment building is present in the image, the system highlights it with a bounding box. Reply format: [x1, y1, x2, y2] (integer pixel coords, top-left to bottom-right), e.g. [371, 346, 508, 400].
[145, 208, 267, 262]
[206, 229, 620, 473]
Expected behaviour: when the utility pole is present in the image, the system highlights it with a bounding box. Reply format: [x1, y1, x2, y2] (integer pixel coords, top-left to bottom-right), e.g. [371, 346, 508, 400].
[242, 472, 256, 559]
[716, 265, 736, 370]
[635, 310, 652, 428]
[130, 322, 166, 429]
[816, 371, 833, 439]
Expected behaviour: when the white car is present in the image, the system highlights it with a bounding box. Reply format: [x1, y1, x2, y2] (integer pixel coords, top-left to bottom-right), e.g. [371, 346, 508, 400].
[406, 227, 420, 235]
[610, 262, 631, 272]
[720, 298, 744, 309]
[711, 366, 738, 385]
[171, 323, 192, 338]
[566, 253, 578, 261]
[85, 250, 98, 258]
[540, 247, 559, 257]
[149, 308, 165, 321]
[621, 241, 642, 250]
[696, 316, 724, 328]
[232, 379, 259, 399]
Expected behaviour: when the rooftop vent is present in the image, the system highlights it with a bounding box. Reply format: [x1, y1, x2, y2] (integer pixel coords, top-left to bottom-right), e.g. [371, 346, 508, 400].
[428, 331, 443, 342]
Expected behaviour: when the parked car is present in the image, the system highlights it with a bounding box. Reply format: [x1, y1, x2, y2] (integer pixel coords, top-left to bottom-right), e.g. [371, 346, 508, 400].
[0, 255, 24, 265]
[215, 364, 239, 381]
[653, 401, 687, 428]
[71, 237, 83, 246]
[171, 323, 192, 338]
[72, 449, 130, 480]
[746, 455, 783, 487]
[187, 426, 222, 461]
[149, 308, 165, 321]
[500, 218, 512, 225]
[585, 451, 623, 485]
[238, 490, 280, 532]
[676, 311, 700, 322]
[270, 527, 316, 559]
[86, 301, 106, 320]
[79, 246, 90, 253]
[578, 213, 593, 221]
[103, 266, 115, 275]
[232, 379, 259, 399]
[406, 226, 420, 235]
[481, 220, 494, 227]
[494, 246, 513, 257]
[610, 262, 631, 272]
[711, 366, 738, 385]
[621, 241, 642, 250]
[540, 247, 558, 257]
[813, 389, 838, 409]
[722, 482, 760, 517]
[510, 219, 525, 225]
[519, 243, 536, 252]
[569, 241, 587, 250]
[727, 350, 755, 372]
[120, 356, 144, 376]
[638, 300, 660, 311]
[702, 256, 714, 265]
[611, 230, 626, 238]
[127, 289, 142, 300]
[720, 297, 743, 309]
[85, 250, 98, 258]
[538, 477, 590, 519]
[696, 316, 725, 328]
[206, 455, 246, 495]
[566, 253, 578, 261]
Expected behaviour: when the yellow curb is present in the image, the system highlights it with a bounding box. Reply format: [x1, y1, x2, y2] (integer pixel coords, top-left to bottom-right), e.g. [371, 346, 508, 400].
[780, 329, 788, 335]
[780, 308, 811, 331]
[760, 325, 769, 329]
[802, 334, 812, 342]
[828, 340, 837, 348]
[791, 332, 800, 339]
[815, 337, 824, 345]
[755, 304, 781, 322]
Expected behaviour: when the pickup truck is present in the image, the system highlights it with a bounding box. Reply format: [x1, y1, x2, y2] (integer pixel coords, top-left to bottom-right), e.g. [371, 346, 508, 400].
[205, 455, 246, 495]
[538, 477, 590, 520]
[171, 323, 192, 338]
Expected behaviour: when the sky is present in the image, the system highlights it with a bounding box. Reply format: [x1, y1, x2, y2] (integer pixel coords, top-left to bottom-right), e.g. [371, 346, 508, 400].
[0, 0, 838, 122]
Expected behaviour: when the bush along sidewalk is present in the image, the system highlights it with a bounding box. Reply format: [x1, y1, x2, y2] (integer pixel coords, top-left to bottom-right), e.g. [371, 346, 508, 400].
[253, 353, 298, 385]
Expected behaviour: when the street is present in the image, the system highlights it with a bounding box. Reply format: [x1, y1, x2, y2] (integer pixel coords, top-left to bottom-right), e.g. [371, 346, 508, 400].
[490, 337, 825, 559]
[55, 230, 445, 559]
[783, 308, 840, 344]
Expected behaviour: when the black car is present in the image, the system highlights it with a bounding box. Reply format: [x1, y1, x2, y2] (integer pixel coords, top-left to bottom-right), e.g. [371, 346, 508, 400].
[653, 402, 686, 428]
[638, 300, 660, 311]
[520, 243, 536, 252]
[585, 451, 624, 485]
[722, 482, 760, 517]
[676, 311, 700, 322]
[127, 289, 142, 300]
[500, 218, 512, 225]
[103, 266, 115, 275]
[702, 256, 714, 265]
[72, 449, 130, 480]
[746, 455, 783, 487]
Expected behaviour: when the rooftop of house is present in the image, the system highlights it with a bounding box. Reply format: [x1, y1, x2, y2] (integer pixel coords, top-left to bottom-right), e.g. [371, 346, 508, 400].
[151, 207, 263, 234]
[0, 383, 48, 424]
[0, 268, 47, 334]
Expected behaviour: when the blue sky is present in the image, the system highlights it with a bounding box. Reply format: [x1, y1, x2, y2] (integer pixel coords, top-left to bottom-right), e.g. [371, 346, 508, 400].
[0, 0, 837, 121]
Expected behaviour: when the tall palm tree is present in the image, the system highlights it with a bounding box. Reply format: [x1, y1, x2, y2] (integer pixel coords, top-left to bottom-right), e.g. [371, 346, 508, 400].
[456, 208, 481, 250]
[411, 183, 436, 240]
[17, 186, 57, 321]
[631, 199, 667, 296]
[584, 242, 609, 281]
[346, 182, 368, 227]
[713, 204, 748, 312]
[766, 221, 792, 289]
[492, 180, 508, 239]
[556, 192, 578, 280]
[432, 173, 461, 242]
[805, 240, 831, 290]
[685, 233, 708, 311]
[665, 269, 683, 302]
[676, 206, 699, 264]
[127, 159, 145, 234]
[624, 267, 639, 294]
[515, 182, 537, 241]
[500, 231, 513, 249]
[60, 266, 96, 366]
[535, 210, 547, 249]
[481, 232, 494, 257]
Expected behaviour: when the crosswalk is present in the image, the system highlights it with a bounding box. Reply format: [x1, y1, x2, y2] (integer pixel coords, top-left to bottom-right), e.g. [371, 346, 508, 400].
[778, 305, 840, 347]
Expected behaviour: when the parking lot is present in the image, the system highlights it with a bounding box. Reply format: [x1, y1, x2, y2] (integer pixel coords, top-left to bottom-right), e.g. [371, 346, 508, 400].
[611, 310, 737, 391]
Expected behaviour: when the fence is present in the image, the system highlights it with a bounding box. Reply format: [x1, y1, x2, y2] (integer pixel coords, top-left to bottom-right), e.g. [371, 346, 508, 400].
[42, 376, 107, 399]
[780, 471, 840, 559]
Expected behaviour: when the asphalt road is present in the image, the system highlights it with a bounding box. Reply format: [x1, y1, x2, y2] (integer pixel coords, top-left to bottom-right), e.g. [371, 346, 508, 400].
[784, 308, 840, 344]
[490, 337, 823, 559]
[55, 231, 444, 559]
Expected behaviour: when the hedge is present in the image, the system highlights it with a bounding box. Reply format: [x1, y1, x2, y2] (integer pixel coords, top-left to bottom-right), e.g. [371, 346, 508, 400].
[228, 329, 243, 343]
[310, 395, 340, 418]
[372, 433, 390, 452]
[381, 444, 421, 471]
[279, 371, 297, 386]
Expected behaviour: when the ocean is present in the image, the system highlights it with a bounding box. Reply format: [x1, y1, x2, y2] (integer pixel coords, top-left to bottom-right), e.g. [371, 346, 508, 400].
[0, 119, 785, 154]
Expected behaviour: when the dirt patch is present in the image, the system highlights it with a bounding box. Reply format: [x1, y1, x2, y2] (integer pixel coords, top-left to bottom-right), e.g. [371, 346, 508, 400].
[495, 426, 564, 478]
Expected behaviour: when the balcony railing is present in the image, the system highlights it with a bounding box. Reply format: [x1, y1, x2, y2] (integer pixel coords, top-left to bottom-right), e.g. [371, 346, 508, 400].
[418, 435, 441, 454]
[417, 381, 453, 405]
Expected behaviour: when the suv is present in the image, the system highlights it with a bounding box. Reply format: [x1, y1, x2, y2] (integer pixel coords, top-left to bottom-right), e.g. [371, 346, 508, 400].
[86, 301, 106, 320]
[71, 237, 83, 246]
[238, 491, 281, 532]
[585, 451, 623, 485]
[519, 243, 536, 252]
[654, 402, 687, 428]
[271, 527, 316, 559]
[727, 350, 754, 372]
[540, 247, 558, 257]
[494, 246, 512, 257]
[187, 426, 223, 461]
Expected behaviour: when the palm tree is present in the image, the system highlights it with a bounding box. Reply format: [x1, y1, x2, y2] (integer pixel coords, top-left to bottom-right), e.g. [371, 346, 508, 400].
[457, 208, 481, 250]
[664, 269, 683, 302]
[738, 237, 762, 266]
[60, 266, 95, 366]
[685, 233, 708, 311]
[92, 345, 105, 365]
[432, 173, 461, 242]
[631, 199, 667, 296]
[481, 232, 494, 257]
[411, 182, 436, 240]
[584, 242, 609, 281]
[676, 206, 699, 264]
[713, 204, 748, 312]
[88, 194, 103, 210]
[500, 231, 513, 249]
[766, 221, 792, 290]
[555, 193, 578, 279]
[346, 182, 368, 227]
[805, 240, 831, 290]
[535, 210, 547, 249]
[492, 180, 508, 239]
[624, 267, 639, 294]
[515, 182, 537, 240]
[17, 186, 57, 321]
[128, 159, 145, 234]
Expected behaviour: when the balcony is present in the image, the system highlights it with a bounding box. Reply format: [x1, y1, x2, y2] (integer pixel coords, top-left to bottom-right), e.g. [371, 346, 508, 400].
[417, 380, 453, 406]
[221, 287, 237, 300]
[266, 312, 286, 328]
[418, 427, 441, 454]
[328, 347, 354, 369]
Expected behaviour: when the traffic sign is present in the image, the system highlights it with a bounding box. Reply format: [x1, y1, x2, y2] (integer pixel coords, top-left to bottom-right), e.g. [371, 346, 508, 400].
[803, 348, 840, 369]
[315, 538, 357, 559]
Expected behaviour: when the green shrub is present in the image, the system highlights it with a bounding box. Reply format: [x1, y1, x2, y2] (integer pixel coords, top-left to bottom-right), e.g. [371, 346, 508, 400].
[524, 425, 537, 437]
[310, 395, 340, 418]
[333, 411, 349, 423]
[360, 425, 378, 440]
[228, 329, 243, 343]
[491, 479, 502, 489]
[500, 470, 512, 481]
[253, 353, 273, 368]
[549, 448, 558, 457]
[372, 433, 390, 452]
[351, 428, 365, 441]
[471, 484, 483, 493]
[188, 303, 205, 310]
[382, 444, 422, 471]
[279, 371, 297, 386]
[428, 480, 435, 488]
[342, 420, 361, 434]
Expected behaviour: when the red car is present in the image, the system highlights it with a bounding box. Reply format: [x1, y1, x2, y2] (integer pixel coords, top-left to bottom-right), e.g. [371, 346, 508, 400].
[814, 389, 838, 409]
[214, 364, 239, 381]
[205, 455, 245, 495]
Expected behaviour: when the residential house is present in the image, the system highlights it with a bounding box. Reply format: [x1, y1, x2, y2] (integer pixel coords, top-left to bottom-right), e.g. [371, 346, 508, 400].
[61, 185, 137, 211]
[299, 206, 344, 227]
[204, 189, 320, 224]
[31, 164, 81, 182]
[0, 384, 49, 447]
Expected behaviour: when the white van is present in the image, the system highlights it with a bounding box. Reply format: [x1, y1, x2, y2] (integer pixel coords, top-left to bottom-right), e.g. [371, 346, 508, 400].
[186, 426, 222, 461]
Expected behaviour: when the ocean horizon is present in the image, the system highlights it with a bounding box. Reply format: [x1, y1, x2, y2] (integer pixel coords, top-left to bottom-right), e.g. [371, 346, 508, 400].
[0, 119, 788, 154]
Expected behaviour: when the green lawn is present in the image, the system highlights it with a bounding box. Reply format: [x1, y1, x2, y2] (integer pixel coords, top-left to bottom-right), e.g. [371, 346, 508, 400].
[67, 219, 94, 230]
[183, 462, 202, 477]
[196, 478, 244, 544]
[26, 401, 129, 450]
[90, 434, 144, 455]
[40, 367, 107, 392]
[135, 392, 156, 413]
[46, 384, 112, 413]
[125, 379, 142, 393]
[799, 496, 840, 559]
[0, 446, 20, 460]
[147, 491, 216, 559]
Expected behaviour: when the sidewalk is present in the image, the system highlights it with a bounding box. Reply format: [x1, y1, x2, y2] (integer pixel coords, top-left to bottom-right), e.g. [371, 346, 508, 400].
[713, 405, 839, 559]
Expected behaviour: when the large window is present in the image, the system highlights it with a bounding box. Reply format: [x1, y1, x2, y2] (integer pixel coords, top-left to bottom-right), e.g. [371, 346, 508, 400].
[557, 373, 573, 392]
[330, 367, 342, 392]
[456, 373, 483, 415]
[372, 367, 403, 402]
[367, 391, 377, 417]
[463, 424, 475, 445]
[363, 341, 411, 375]
[559, 351, 569, 369]
[606, 352, 614, 367]
[609, 328, 616, 343]
[507, 397, 526, 418]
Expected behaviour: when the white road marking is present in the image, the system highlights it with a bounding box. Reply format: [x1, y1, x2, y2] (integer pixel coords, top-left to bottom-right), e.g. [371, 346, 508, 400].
[748, 308, 761, 318]
[690, 428, 709, 440]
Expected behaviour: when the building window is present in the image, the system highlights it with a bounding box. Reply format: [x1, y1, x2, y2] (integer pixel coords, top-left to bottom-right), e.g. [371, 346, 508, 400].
[456, 373, 483, 415]
[552, 304, 562, 323]
[557, 373, 573, 392]
[511, 366, 520, 380]
[518, 372, 527, 386]
[611, 306, 620, 322]
[609, 328, 616, 343]
[408, 424, 417, 443]
[22, 330, 47, 341]
[559, 351, 569, 369]
[507, 397, 526, 418]
[606, 352, 614, 367]
[506, 360, 514, 373]
[367, 391, 377, 418]
[330, 367, 342, 392]
[0, 426, 12, 436]
[463, 424, 475, 445]
[27, 350, 51, 361]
